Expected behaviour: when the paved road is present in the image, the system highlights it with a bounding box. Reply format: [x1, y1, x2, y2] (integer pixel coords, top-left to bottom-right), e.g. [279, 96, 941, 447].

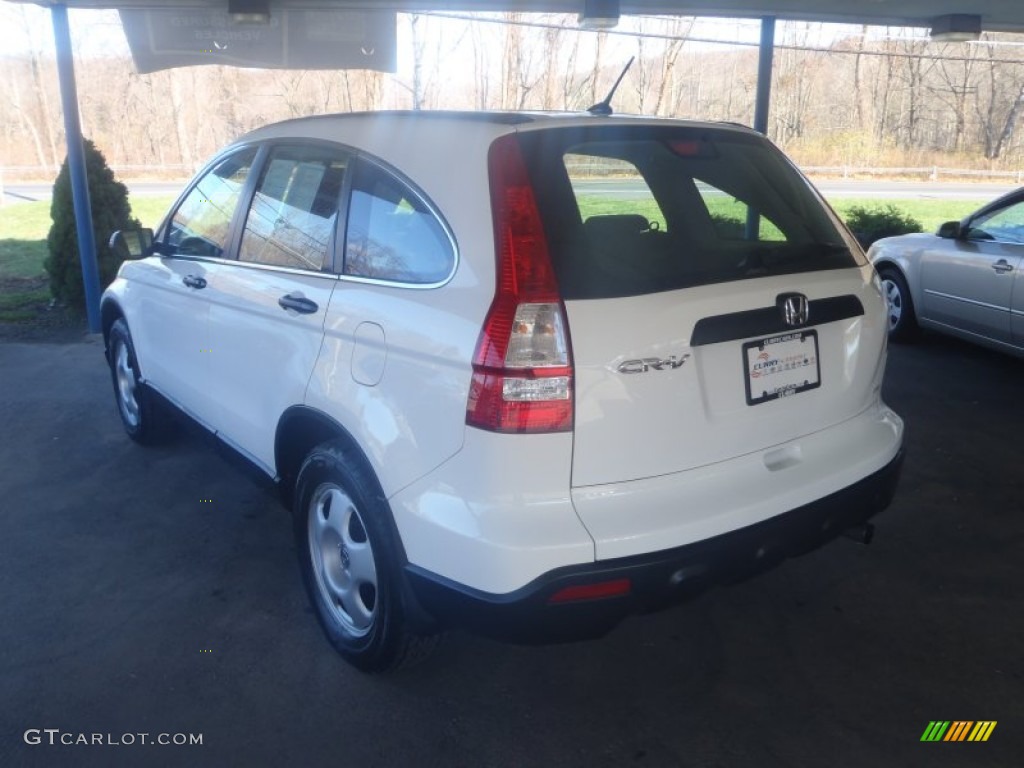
[0, 333, 1021, 767]
[2, 179, 1018, 206]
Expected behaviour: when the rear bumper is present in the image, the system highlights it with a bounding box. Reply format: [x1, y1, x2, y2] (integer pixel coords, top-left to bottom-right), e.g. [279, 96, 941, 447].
[406, 449, 903, 643]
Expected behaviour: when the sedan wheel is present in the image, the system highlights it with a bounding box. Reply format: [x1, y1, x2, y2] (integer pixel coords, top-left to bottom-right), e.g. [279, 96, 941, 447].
[882, 277, 904, 333]
[877, 268, 917, 342]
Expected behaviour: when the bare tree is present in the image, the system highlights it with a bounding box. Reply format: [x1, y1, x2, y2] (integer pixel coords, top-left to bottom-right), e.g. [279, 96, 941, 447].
[653, 16, 693, 116]
[930, 44, 980, 151]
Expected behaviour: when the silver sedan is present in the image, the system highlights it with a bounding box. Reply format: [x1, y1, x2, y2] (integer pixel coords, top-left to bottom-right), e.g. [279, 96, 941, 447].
[869, 189, 1024, 356]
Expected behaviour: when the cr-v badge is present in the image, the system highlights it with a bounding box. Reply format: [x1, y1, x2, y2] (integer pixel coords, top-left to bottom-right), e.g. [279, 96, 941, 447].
[617, 354, 691, 374]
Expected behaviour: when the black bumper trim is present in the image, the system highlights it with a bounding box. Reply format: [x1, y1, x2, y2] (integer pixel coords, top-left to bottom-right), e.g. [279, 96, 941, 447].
[406, 450, 903, 644]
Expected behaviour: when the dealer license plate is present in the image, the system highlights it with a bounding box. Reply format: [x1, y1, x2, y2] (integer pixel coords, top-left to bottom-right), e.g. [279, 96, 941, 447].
[743, 330, 821, 406]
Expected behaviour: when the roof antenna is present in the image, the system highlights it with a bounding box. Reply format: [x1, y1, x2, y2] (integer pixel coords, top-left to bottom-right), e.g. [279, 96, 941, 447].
[587, 56, 634, 116]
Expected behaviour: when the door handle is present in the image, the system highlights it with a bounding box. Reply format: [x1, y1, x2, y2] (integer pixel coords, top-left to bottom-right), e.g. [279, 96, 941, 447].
[992, 260, 1014, 274]
[182, 275, 207, 289]
[278, 294, 319, 314]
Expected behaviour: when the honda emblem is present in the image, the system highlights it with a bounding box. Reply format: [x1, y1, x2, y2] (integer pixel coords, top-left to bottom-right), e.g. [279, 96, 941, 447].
[779, 293, 810, 327]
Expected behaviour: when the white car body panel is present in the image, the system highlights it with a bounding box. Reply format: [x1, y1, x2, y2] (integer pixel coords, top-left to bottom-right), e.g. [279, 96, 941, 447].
[387, 428, 592, 594]
[573, 403, 902, 561]
[567, 267, 888, 488]
[114, 258, 215, 425]
[306, 277, 483, 499]
[202, 261, 336, 472]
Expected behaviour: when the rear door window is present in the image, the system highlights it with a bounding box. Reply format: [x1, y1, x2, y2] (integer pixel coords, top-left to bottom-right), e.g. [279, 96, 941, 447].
[522, 127, 861, 300]
[239, 145, 349, 271]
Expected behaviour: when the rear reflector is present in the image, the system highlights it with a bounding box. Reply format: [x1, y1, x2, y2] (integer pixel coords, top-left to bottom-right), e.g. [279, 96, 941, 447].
[548, 579, 632, 604]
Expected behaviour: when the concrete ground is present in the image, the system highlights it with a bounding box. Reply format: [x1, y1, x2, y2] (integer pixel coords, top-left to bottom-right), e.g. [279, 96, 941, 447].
[0, 332, 1020, 768]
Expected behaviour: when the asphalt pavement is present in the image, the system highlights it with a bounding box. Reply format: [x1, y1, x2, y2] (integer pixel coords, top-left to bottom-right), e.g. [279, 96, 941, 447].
[0, 333, 1021, 767]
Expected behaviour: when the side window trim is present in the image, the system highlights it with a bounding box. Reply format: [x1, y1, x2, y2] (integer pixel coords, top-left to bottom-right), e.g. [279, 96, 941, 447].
[340, 152, 459, 289]
[221, 143, 269, 263]
[329, 152, 356, 275]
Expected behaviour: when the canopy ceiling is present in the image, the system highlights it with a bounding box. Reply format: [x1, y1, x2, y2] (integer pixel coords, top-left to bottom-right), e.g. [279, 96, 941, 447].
[15, 0, 1024, 34]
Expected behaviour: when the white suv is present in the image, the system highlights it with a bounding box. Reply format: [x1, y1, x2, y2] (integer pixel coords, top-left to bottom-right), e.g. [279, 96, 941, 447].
[102, 111, 904, 671]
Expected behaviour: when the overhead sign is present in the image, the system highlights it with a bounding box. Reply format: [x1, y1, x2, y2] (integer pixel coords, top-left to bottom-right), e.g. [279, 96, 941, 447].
[119, 9, 396, 73]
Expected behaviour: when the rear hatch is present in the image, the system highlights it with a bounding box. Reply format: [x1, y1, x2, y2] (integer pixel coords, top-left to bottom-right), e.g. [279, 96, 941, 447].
[517, 123, 883, 487]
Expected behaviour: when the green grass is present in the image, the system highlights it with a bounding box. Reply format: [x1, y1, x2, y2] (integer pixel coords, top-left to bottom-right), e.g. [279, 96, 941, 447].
[130, 197, 175, 230]
[576, 195, 979, 239]
[0, 285, 51, 322]
[0, 195, 173, 325]
[1, 201, 51, 281]
[0, 196, 173, 282]
[0, 239, 48, 280]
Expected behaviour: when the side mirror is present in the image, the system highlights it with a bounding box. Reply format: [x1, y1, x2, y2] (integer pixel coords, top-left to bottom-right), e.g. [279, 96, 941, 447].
[109, 228, 154, 259]
[936, 221, 962, 239]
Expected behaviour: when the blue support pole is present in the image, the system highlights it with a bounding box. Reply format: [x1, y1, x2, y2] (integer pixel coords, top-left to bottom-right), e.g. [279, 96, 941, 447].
[747, 16, 776, 241]
[51, 4, 102, 333]
[753, 16, 776, 135]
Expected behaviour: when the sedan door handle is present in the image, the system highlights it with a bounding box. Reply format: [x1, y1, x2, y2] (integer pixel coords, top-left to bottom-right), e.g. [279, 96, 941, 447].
[992, 260, 1014, 274]
[278, 294, 319, 314]
[182, 275, 207, 289]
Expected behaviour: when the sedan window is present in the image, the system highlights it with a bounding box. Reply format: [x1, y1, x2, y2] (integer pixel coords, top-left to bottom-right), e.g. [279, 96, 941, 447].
[967, 199, 1024, 244]
[166, 148, 257, 258]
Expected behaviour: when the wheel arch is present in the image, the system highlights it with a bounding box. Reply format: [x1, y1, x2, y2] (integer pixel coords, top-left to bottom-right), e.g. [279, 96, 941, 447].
[872, 246, 921, 296]
[275, 405, 383, 513]
[872, 250, 923, 312]
[873, 256, 909, 279]
[277, 405, 437, 632]
[100, 297, 125, 359]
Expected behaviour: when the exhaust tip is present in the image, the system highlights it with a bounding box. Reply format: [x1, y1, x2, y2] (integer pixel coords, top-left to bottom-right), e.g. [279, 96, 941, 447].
[842, 522, 875, 545]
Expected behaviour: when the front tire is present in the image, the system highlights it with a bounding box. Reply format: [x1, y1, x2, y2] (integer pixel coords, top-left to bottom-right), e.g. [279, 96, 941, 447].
[108, 318, 166, 443]
[878, 267, 918, 342]
[294, 441, 438, 672]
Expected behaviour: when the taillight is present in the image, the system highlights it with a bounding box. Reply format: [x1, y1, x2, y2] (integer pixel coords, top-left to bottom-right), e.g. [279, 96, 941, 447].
[466, 135, 574, 434]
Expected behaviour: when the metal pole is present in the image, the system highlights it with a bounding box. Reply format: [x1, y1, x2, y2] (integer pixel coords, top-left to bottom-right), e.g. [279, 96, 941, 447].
[746, 16, 776, 241]
[51, 4, 101, 333]
[753, 16, 776, 135]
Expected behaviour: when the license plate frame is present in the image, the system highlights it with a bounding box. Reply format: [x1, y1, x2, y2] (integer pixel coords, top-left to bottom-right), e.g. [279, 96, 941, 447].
[743, 330, 821, 406]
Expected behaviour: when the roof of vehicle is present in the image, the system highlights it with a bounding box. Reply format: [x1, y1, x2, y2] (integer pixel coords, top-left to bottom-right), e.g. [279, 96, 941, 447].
[239, 109, 759, 144]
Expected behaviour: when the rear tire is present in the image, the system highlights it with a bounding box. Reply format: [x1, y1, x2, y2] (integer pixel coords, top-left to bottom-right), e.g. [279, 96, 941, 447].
[878, 267, 917, 342]
[108, 318, 167, 444]
[293, 441, 439, 672]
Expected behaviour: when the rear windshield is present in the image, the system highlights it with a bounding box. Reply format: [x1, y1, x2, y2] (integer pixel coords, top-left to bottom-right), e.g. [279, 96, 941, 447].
[517, 126, 863, 300]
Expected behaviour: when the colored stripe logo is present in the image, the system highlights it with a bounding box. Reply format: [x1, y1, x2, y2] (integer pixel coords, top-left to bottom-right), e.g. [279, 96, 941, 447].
[921, 721, 997, 742]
